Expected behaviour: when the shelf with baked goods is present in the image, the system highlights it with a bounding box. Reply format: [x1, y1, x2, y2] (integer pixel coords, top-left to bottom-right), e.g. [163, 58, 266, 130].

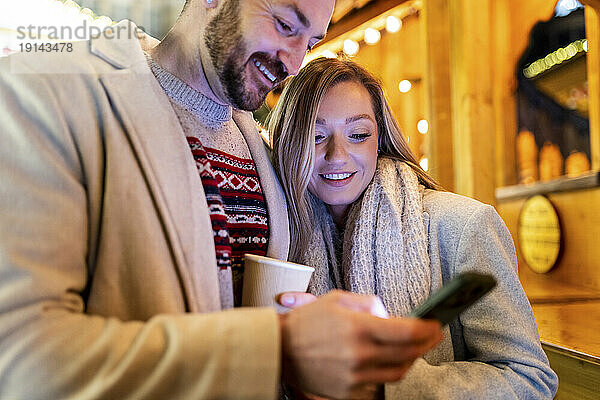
[495, 170, 600, 202]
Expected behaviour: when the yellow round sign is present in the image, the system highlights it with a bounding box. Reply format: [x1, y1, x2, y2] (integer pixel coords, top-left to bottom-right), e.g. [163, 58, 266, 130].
[518, 195, 561, 274]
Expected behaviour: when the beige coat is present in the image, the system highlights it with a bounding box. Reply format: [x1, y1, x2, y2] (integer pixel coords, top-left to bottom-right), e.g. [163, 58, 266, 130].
[0, 22, 289, 399]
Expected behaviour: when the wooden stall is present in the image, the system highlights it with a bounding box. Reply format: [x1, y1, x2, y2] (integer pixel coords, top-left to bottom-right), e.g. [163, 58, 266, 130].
[310, 0, 600, 397]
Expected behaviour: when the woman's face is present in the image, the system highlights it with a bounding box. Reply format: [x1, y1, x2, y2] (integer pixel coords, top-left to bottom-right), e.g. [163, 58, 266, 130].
[308, 81, 379, 220]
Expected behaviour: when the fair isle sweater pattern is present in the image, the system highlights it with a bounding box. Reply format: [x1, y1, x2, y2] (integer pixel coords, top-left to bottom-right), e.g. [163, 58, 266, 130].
[187, 137, 233, 271]
[205, 147, 269, 265]
[146, 54, 269, 307]
[204, 147, 269, 306]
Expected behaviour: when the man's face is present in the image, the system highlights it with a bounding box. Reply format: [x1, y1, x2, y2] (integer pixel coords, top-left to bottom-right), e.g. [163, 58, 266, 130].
[204, 0, 334, 111]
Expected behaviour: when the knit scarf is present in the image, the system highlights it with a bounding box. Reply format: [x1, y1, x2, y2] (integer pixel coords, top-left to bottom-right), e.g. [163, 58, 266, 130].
[303, 158, 431, 317]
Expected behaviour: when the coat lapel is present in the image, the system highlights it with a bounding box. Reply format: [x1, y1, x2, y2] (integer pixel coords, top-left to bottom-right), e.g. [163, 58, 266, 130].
[233, 111, 290, 260]
[92, 22, 221, 312]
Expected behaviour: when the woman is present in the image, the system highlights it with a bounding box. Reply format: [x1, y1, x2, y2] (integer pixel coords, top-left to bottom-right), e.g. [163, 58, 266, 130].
[269, 57, 558, 399]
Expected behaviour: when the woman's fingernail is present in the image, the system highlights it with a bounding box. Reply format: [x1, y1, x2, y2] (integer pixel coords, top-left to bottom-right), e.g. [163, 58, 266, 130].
[280, 294, 295, 306]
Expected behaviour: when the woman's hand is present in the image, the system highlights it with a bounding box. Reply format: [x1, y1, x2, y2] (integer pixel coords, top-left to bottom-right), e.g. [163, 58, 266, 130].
[278, 291, 389, 319]
[278, 292, 318, 308]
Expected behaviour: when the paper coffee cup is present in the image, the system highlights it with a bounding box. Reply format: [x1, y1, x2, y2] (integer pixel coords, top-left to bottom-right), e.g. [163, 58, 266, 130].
[241, 254, 314, 312]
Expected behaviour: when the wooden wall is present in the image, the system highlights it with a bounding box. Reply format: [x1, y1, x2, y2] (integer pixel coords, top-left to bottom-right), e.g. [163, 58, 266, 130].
[493, 0, 600, 297]
[586, 5, 600, 170]
[347, 0, 600, 294]
[349, 13, 428, 167]
[491, 0, 557, 189]
[318, 0, 600, 203]
[497, 188, 600, 294]
[326, 0, 564, 201]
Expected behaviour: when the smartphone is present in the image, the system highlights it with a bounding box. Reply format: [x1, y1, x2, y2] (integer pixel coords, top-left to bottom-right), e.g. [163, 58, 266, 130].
[409, 272, 497, 325]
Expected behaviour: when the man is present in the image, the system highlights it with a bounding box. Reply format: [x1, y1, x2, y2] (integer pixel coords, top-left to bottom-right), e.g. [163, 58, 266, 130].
[0, 0, 442, 398]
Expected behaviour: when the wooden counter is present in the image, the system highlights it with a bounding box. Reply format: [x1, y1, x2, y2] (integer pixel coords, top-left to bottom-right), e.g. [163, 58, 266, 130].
[521, 276, 600, 399]
[532, 301, 600, 360]
[520, 270, 600, 304]
[521, 270, 600, 357]
[534, 301, 600, 400]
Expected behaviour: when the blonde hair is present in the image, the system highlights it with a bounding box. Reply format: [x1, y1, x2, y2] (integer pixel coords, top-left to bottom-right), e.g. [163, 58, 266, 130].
[268, 57, 440, 261]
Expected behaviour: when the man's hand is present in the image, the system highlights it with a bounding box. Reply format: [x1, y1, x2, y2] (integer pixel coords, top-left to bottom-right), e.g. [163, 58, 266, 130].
[279, 290, 442, 399]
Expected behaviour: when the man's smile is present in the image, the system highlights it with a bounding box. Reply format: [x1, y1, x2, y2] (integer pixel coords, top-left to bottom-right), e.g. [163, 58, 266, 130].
[253, 59, 277, 82]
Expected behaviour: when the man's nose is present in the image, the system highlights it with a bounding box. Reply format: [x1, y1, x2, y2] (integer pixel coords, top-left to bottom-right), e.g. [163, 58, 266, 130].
[277, 38, 307, 76]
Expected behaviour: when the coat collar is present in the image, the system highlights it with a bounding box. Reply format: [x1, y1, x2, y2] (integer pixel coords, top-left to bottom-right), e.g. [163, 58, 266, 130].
[90, 20, 158, 71]
[233, 111, 290, 260]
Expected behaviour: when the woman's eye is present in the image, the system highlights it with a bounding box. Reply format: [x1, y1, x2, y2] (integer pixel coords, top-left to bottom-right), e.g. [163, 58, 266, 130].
[315, 134, 326, 144]
[350, 132, 372, 141]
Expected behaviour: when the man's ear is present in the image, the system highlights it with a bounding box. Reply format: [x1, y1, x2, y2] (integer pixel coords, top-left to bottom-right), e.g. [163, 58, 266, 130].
[204, 0, 218, 9]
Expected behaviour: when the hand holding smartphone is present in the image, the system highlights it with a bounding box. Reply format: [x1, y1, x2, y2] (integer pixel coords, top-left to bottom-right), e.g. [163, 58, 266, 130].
[409, 272, 497, 325]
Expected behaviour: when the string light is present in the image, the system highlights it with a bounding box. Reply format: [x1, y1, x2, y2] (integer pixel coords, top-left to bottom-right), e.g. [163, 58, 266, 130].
[321, 49, 337, 58]
[364, 28, 381, 45]
[417, 119, 429, 134]
[399, 79, 412, 93]
[555, 0, 583, 17]
[419, 157, 429, 171]
[523, 39, 587, 78]
[343, 39, 359, 56]
[299, 2, 418, 68]
[386, 16, 402, 33]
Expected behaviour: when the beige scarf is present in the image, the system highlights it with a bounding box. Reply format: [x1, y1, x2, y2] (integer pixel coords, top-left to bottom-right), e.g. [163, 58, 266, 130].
[303, 158, 431, 317]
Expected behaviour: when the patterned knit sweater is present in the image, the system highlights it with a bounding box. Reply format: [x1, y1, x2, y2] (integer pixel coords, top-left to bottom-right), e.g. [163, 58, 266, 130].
[147, 56, 269, 308]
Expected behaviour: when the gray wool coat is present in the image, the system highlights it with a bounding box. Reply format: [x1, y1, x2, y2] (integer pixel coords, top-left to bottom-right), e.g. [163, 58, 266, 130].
[385, 189, 558, 398]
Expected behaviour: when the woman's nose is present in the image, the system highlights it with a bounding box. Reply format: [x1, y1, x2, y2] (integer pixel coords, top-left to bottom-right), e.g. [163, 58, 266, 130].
[324, 136, 349, 163]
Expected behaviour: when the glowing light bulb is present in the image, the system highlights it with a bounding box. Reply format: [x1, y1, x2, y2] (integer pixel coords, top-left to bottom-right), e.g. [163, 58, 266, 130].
[343, 39, 359, 56]
[398, 80, 412, 93]
[417, 119, 429, 134]
[419, 157, 429, 171]
[386, 16, 402, 33]
[364, 28, 381, 45]
[583, 39, 588, 52]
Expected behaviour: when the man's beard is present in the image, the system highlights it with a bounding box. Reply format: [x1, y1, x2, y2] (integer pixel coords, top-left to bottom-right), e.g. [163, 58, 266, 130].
[204, 0, 286, 111]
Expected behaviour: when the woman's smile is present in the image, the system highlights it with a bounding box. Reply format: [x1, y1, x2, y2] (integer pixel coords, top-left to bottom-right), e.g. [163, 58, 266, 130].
[319, 171, 357, 186]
